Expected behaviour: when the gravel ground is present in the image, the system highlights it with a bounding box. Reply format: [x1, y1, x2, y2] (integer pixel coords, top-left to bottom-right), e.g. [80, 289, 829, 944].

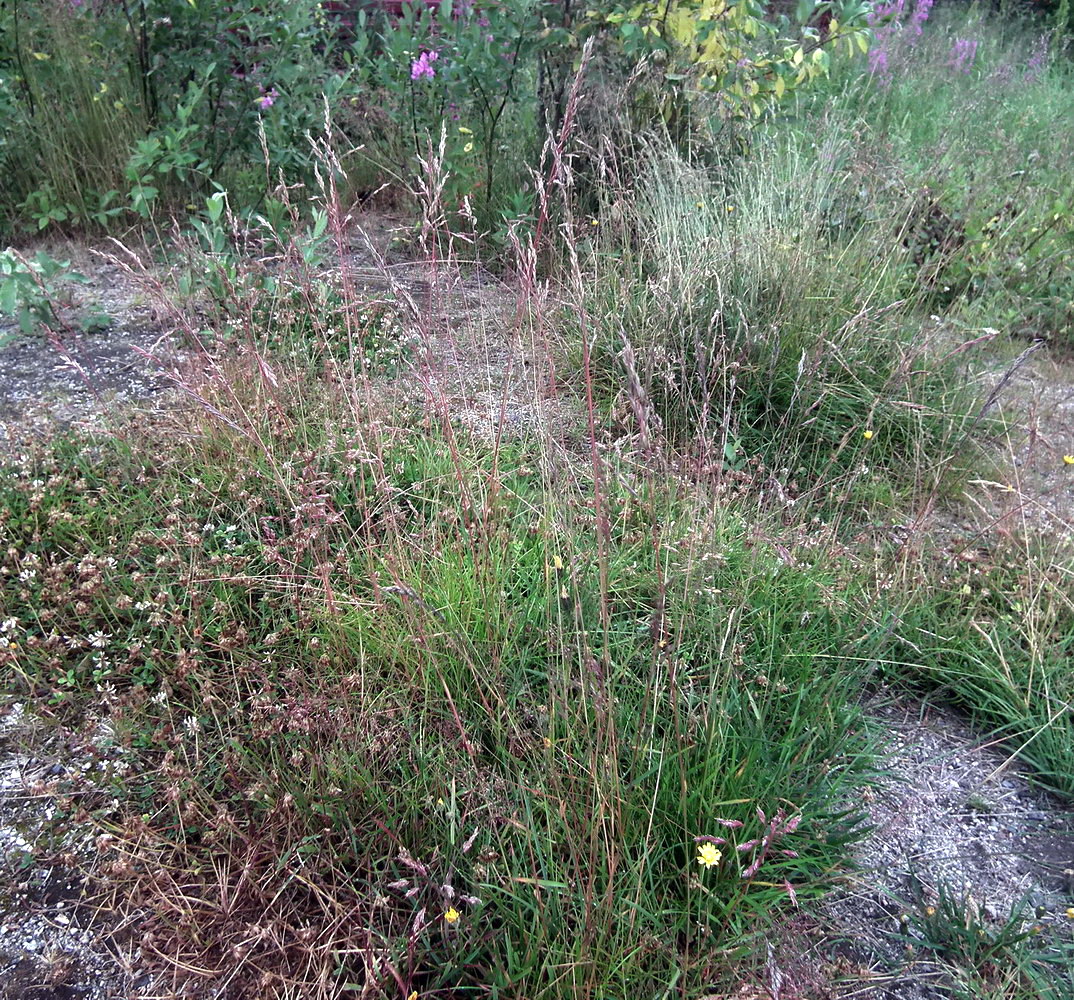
[935, 344, 1074, 541]
[0, 245, 181, 459]
[0, 703, 140, 1000]
[821, 694, 1074, 998]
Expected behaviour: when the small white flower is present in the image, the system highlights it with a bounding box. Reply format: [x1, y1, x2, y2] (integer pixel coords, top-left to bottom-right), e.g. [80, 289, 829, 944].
[18, 569, 37, 583]
[1, 618, 17, 634]
[182, 716, 202, 735]
[87, 631, 111, 649]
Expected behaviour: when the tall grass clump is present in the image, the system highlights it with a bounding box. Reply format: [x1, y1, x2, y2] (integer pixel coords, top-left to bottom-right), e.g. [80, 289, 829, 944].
[4, 4, 1074, 997]
[884, 509, 1074, 795]
[0, 0, 345, 234]
[573, 131, 980, 505]
[0, 1, 146, 231]
[762, 2, 1074, 792]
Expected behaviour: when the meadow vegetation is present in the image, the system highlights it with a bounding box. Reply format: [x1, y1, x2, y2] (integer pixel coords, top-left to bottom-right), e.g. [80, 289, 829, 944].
[1, 0, 1073, 997]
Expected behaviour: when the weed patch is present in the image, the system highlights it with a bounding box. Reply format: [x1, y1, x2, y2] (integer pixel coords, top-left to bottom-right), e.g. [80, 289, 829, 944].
[0, 385, 883, 996]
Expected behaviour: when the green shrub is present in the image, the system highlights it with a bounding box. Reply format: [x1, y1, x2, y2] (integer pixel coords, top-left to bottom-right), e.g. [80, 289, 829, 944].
[0, 0, 343, 231]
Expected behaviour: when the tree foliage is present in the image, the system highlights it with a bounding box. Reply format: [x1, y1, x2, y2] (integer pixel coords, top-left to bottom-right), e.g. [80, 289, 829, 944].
[588, 0, 875, 117]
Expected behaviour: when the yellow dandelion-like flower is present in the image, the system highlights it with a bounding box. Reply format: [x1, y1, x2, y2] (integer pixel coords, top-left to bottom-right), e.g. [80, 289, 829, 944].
[1064, 455, 1074, 466]
[590, 218, 599, 227]
[444, 907, 461, 924]
[863, 429, 874, 440]
[696, 842, 722, 868]
[726, 204, 735, 213]
[1066, 907, 1074, 919]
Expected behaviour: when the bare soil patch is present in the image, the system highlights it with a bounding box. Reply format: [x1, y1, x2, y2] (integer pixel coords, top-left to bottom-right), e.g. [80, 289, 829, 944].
[0, 242, 180, 458]
[823, 694, 1074, 998]
[0, 704, 140, 1000]
[945, 346, 1074, 540]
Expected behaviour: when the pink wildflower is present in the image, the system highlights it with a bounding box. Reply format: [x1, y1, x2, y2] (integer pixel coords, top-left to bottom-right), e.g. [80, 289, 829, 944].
[411, 50, 439, 80]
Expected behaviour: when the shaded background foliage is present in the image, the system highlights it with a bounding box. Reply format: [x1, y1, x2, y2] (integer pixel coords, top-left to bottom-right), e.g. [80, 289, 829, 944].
[0, 0, 880, 235]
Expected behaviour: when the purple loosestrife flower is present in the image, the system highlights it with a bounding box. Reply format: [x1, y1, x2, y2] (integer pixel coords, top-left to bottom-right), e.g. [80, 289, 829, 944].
[256, 87, 279, 110]
[411, 50, 439, 80]
[948, 38, 978, 74]
[867, 0, 931, 85]
[867, 0, 905, 28]
[1025, 34, 1048, 82]
[866, 0, 901, 84]
[908, 0, 933, 37]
